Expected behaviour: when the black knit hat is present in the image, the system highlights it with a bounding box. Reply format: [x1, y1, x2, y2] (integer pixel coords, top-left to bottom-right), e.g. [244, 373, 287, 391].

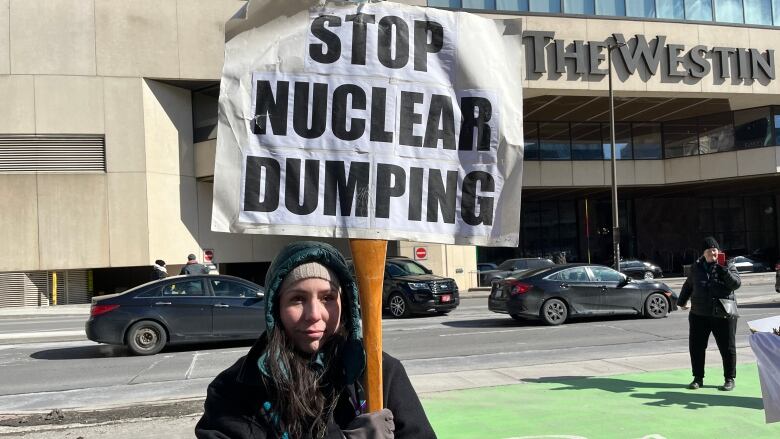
[702, 236, 720, 251]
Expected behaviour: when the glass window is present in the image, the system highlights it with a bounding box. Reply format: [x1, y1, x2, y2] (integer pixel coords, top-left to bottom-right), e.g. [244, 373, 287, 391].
[686, 0, 713, 20]
[773, 107, 780, 145]
[627, 0, 656, 17]
[744, 0, 772, 24]
[524, 122, 540, 160]
[774, 0, 780, 25]
[538, 122, 571, 160]
[589, 266, 624, 282]
[595, 0, 626, 15]
[602, 123, 632, 159]
[564, 0, 595, 14]
[530, 0, 562, 12]
[698, 112, 735, 154]
[386, 263, 406, 277]
[192, 85, 219, 143]
[210, 279, 256, 298]
[663, 118, 699, 158]
[632, 123, 662, 159]
[734, 107, 772, 149]
[714, 0, 744, 23]
[497, 0, 529, 10]
[428, 0, 462, 7]
[162, 280, 206, 297]
[559, 267, 591, 282]
[463, 0, 496, 8]
[571, 122, 603, 160]
[657, 0, 685, 18]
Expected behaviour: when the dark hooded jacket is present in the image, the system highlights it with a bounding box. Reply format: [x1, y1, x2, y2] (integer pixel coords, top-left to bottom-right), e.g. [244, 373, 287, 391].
[677, 256, 741, 317]
[195, 241, 436, 439]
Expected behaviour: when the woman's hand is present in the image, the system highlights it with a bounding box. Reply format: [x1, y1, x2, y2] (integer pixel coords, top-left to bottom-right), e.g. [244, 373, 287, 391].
[342, 408, 394, 439]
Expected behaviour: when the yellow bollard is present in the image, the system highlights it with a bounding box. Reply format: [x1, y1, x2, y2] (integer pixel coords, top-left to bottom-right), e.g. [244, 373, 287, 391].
[51, 272, 57, 306]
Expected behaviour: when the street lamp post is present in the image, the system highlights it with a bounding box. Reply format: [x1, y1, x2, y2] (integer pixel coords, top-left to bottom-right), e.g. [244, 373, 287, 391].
[607, 42, 624, 273]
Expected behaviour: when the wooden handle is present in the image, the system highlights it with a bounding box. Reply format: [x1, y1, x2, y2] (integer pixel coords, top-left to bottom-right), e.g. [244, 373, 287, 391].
[349, 239, 387, 412]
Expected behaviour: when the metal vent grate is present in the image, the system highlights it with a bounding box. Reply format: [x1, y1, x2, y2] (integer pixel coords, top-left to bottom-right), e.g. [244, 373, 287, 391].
[0, 135, 105, 173]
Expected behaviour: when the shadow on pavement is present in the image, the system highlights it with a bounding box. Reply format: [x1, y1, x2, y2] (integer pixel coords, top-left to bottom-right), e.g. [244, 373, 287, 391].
[526, 376, 764, 410]
[632, 391, 764, 410]
[738, 302, 780, 309]
[30, 339, 253, 360]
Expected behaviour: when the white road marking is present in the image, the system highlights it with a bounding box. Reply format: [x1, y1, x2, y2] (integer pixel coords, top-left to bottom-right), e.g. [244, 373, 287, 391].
[0, 330, 84, 340]
[185, 353, 200, 379]
[439, 327, 561, 337]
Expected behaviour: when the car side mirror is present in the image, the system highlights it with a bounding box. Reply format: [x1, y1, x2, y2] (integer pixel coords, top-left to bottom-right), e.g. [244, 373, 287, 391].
[425, 268, 432, 274]
[618, 276, 630, 287]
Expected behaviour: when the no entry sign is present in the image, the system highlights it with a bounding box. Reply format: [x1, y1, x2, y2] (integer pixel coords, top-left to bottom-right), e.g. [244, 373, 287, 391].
[415, 246, 428, 260]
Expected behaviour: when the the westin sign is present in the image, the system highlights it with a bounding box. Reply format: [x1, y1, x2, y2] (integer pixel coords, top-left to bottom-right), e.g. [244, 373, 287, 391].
[524, 31, 775, 81]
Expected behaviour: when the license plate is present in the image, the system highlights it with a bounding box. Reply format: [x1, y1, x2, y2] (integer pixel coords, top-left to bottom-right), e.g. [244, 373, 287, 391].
[441, 294, 451, 303]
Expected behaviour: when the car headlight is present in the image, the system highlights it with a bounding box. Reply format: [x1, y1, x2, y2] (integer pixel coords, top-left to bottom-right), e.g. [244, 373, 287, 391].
[408, 282, 429, 290]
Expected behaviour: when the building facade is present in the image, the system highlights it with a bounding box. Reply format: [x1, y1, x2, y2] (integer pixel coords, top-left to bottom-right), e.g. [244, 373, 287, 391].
[0, 0, 779, 306]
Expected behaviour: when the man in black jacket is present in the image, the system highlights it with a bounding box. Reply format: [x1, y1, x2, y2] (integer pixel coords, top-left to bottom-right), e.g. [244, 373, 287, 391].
[180, 254, 209, 275]
[677, 236, 741, 391]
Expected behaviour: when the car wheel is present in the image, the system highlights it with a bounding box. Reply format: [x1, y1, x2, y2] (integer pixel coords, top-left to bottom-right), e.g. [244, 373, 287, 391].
[644, 293, 669, 319]
[388, 293, 410, 318]
[643, 271, 654, 279]
[541, 299, 568, 326]
[126, 320, 166, 355]
[510, 313, 524, 322]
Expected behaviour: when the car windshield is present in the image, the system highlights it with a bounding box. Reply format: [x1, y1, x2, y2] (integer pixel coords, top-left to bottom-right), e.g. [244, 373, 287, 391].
[528, 259, 554, 269]
[390, 260, 429, 275]
[509, 266, 555, 280]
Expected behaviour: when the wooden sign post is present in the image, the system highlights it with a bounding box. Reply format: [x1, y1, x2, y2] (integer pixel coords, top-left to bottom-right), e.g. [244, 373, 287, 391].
[349, 238, 387, 411]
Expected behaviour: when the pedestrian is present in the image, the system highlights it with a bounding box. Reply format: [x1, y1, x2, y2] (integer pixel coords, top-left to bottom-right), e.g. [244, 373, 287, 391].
[195, 241, 436, 439]
[677, 236, 741, 391]
[180, 253, 209, 275]
[151, 259, 167, 280]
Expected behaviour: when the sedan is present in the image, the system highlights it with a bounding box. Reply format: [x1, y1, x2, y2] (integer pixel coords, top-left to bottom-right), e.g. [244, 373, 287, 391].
[620, 260, 663, 280]
[730, 256, 771, 273]
[488, 264, 678, 326]
[86, 275, 265, 355]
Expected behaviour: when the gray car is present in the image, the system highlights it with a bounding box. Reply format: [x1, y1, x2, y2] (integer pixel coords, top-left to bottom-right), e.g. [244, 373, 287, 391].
[86, 275, 265, 355]
[479, 258, 555, 287]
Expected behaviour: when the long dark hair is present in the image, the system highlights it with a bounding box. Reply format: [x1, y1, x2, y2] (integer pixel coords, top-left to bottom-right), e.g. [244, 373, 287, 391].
[262, 297, 350, 438]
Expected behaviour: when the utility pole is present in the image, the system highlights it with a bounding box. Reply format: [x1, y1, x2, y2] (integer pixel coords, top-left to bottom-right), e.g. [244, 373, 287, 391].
[607, 40, 625, 273]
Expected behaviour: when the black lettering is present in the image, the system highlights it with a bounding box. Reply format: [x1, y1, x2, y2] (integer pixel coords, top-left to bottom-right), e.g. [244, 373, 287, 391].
[399, 91, 423, 147]
[458, 97, 492, 151]
[375, 164, 406, 219]
[378, 16, 409, 69]
[346, 13, 375, 65]
[332, 84, 367, 141]
[461, 171, 494, 226]
[667, 44, 686, 77]
[292, 82, 328, 139]
[414, 20, 443, 72]
[613, 34, 666, 74]
[370, 87, 393, 143]
[427, 169, 458, 224]
[423, 94, 455, 149]
[688, 45, 711, 78]
[712, 47, 735, 79]
[309, 15, 342, 64]
[589, 40, 608, 75]
[751, 49, 775, 80]
[408, 167, 424, 221]
[324, 161, 370, 217]
[243, 156, 280, 212]
[555, 39, 587, 74]
[284, 158, 319, 215]
[253, 80, 289, 135]
[523, 31, 555, 74]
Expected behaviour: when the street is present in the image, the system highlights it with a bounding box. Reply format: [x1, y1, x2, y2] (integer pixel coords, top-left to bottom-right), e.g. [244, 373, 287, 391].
[1, 280, 778, 412]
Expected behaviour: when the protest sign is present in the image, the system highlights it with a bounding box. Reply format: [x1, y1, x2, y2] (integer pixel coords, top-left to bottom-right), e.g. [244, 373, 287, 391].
[212, 0, 524, 247]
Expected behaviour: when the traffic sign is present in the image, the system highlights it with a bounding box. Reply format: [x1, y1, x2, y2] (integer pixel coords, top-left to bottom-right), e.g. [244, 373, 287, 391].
[415, 247, 428, 260]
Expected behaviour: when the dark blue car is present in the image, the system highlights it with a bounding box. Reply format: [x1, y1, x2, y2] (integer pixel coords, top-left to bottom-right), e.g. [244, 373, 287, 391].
[86, 274, 265, 355]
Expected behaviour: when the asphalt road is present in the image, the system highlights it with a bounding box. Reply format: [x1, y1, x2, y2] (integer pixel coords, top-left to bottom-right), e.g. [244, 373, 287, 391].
[0, 282, 778, 412]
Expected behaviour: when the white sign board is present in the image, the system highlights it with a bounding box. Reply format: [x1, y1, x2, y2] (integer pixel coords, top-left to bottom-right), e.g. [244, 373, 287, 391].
[212, 0, 524, 246]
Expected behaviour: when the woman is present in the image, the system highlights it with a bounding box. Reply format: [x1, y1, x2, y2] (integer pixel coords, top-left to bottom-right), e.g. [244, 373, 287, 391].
[677, 236, 741, 391]
[196, 241, 436, 439]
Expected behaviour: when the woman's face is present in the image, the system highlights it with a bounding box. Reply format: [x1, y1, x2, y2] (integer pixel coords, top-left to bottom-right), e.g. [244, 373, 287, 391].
[278, 277, 342, 354]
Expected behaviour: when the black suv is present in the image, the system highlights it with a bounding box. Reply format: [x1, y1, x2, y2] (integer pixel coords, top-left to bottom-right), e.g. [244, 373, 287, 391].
[348, 257, 459, 318]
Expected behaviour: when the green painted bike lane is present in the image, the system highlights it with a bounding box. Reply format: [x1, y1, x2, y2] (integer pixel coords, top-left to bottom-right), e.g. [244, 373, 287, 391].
[422, 364, 779, 439]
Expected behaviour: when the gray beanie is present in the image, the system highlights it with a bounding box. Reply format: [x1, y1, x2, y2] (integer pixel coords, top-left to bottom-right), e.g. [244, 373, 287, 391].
[279, 262, 340, 293]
